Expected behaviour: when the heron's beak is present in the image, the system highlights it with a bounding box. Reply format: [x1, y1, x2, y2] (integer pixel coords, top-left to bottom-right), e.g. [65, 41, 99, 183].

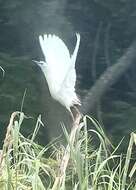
[32, 60, 43, 66]
[0, 66, 5, 78]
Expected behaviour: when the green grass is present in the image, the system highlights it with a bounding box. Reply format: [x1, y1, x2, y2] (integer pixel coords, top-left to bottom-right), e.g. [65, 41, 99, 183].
[0, 112, 136, 190]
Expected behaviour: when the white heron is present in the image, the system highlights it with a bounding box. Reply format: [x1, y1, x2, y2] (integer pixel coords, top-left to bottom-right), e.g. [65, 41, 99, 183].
[34, 33, 81, 118]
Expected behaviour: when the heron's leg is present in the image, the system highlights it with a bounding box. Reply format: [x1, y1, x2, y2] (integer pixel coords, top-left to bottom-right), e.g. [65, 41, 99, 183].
[70, 106, 83, 123]
[69, 109, 75, 122]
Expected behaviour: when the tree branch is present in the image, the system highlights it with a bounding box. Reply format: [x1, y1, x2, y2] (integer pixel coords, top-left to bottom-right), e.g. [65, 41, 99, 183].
[81, 40, 136, 114]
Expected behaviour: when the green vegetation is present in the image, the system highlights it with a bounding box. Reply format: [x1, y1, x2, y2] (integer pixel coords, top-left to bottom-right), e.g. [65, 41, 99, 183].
[0, 112, 135, 190]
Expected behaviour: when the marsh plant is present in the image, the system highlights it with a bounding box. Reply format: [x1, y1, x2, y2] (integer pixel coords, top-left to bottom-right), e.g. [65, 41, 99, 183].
[0, 112, 136, 190]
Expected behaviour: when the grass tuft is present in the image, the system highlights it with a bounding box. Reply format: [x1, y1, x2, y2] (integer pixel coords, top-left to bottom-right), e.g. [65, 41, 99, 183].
[0, 112, 135, 190]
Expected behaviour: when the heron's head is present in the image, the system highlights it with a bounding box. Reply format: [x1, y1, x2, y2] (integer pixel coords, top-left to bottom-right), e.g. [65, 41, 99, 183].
[33, 60, 47, 71]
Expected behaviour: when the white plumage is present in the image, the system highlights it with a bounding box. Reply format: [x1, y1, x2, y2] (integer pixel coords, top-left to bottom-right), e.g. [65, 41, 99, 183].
[36, 33, 81, 112]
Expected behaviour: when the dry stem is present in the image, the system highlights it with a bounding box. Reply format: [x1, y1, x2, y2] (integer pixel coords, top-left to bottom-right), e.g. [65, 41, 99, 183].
[0, 111, 20, 172]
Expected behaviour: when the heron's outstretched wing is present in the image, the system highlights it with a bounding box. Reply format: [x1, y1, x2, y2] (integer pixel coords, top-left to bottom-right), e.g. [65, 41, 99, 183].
[39, 34, 71, 90]
[68, 33, 80, 91]
[61, 34, 80, 103]
[64, 34, 80, 89]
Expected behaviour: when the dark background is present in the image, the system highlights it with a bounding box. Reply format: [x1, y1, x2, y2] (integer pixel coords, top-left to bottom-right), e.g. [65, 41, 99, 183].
[0, 0, 136, 150]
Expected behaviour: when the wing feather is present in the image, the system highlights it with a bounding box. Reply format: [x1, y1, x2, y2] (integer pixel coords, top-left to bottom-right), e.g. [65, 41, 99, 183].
[71, 33, 80, 66]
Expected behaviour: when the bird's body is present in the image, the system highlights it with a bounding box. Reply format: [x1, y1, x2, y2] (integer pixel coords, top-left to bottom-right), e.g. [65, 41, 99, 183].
[36, 33, 81, 112]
